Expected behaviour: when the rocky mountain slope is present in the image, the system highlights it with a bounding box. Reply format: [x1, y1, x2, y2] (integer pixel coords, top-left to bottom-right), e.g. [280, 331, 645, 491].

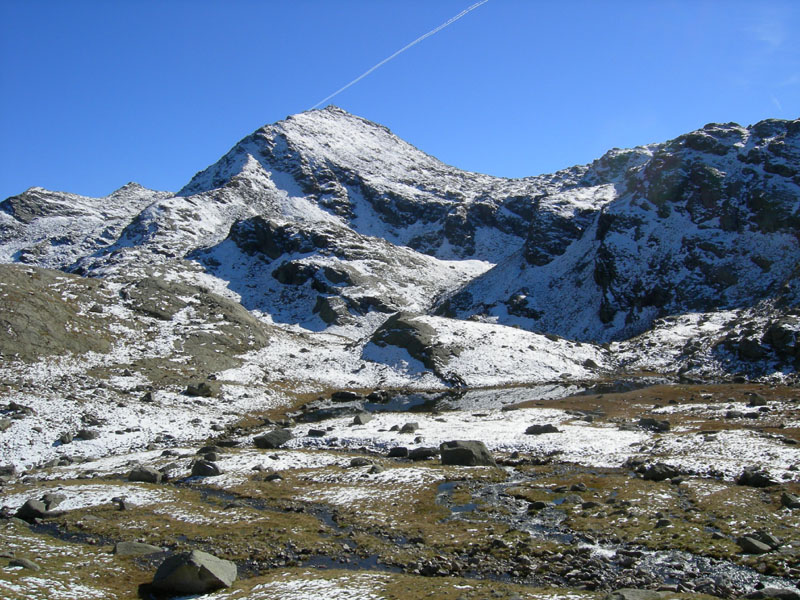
[1, 108, 800, 600]
[1, 107, 798, 384]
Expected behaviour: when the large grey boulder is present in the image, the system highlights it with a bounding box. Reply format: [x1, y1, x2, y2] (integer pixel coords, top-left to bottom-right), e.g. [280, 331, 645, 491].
[253, 428, 293, 449]
[128, 466, 163, 484]
[439, 440, 496, 467]
[152, 550, 237, 594]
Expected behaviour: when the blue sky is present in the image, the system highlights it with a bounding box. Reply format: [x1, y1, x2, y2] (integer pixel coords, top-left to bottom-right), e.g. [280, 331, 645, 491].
[1, 0, 798, 200]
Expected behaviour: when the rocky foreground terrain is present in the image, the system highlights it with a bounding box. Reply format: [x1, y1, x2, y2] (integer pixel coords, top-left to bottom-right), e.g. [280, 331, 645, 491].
[0, 108, 799, 599]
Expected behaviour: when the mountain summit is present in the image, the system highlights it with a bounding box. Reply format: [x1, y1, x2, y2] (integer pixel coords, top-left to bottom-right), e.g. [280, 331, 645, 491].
[1, 108, 799, 383]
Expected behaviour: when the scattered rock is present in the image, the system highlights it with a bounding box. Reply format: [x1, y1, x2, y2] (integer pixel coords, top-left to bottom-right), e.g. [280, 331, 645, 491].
[114, 541, 163, 556]
[128, 466, 163, 484]
[331, 391, 362, 402]
[638, 417, 670, 432]
[605, 590, 670, 600]
[408, 447, 437, 461]
[525, 424, 560, 435]
[400, 422, 419, 434]
[641, 462, 681, 482]
[151, 550, 237, 594]
[40, 493, 66, 510]
[253, 429, 293, 449]
[349, 457, 371, 467]
[9, 557, 40, 571]
[352, 413, 373, 425]
[781, 492, 800, 509]
[744, 587, 800, 599]
[14, 499, 61, 522]
[737, 466, 776, 487]
[387, 447, 408, 458]
[439, 440, 496, 467]
[191, 460, 222, 477]
[75, 428, 100, 440]
[737, 536, 772, 554]
[185, 380, 220, 398]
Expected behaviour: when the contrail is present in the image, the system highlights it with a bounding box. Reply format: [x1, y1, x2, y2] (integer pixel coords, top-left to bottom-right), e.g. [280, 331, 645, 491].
[310, 0, 490, 110]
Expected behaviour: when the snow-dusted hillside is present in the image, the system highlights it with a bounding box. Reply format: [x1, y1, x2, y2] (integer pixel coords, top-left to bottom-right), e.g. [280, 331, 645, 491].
[1, 108, 798, 384]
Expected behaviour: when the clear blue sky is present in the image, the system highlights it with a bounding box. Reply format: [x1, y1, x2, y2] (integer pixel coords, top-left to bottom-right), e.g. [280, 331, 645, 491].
[1, 0, 798, 200]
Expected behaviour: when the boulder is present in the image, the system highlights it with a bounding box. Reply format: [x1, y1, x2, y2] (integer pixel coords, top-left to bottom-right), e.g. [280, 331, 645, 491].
[525, 424, 560, 435]
[14, 499, 50, 523]
[408, 447, 437, 461]
[128, 466, 163, 484]
[331, 390, 362, 402]
[253, 429, 293, 449]
[605, 590, 670, 600]
[40, 493, 66, 510]
[439, 440, 496, 467]
[352, 413, 373, 425]
[152, 550, 237, 594]
[185, 380, 220, 398]
[637, 417, 670, 432]
[781, 492, 800, 509]
[9, 557, 40, 571]
[114, 541, 163, 556]
[387, 447, 408, 458]
[641, 462, 681, 482]
[744, 588, 800, 600]
[737, 536, 772, 554]
[192, 460, 222, 477]
[736, 466, 776, 487]
[75, 428, 100, 440]
[400, 422, 419, 434]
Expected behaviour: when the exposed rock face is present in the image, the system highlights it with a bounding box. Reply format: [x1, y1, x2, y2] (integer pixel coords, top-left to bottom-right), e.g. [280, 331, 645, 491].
[151, 550, 237, 594]
[0, 107, 798, 389]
